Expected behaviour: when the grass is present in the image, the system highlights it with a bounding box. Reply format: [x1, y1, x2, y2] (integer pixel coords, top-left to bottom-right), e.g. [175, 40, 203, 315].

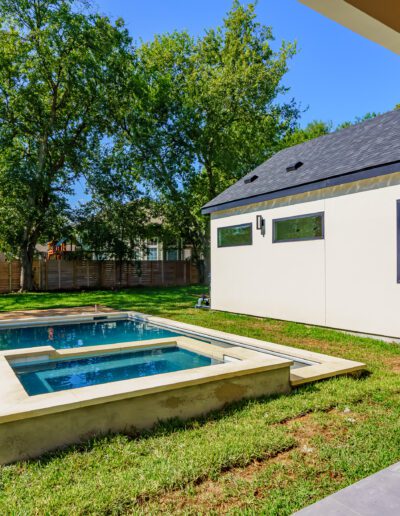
[0, 286, 399, 515]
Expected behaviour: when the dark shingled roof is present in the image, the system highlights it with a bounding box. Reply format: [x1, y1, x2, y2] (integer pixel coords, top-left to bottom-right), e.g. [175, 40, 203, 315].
[202, 109, 400, 213]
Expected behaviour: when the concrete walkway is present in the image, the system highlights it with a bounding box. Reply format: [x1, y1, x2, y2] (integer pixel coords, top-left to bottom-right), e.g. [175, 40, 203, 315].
[295, 462, 400, 515]
[0, 305, 118, 321]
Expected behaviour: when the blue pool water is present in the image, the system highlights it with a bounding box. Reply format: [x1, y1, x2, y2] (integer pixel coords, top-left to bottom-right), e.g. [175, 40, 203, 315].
[13, 346, 221, 396]
[0, 319, 180, 351]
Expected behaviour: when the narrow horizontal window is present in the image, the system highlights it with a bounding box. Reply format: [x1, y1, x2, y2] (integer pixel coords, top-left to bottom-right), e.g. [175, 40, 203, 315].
[218, 223, 252, 247]
[273, 212, 324, 243]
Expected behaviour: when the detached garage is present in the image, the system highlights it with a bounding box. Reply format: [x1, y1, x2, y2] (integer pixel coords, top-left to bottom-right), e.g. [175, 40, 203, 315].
[202, 109, 400, 339]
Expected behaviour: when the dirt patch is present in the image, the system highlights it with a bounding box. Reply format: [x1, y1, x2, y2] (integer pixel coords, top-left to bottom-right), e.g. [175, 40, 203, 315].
[384, 356, 400, 373]
[136, 411, 344, 515]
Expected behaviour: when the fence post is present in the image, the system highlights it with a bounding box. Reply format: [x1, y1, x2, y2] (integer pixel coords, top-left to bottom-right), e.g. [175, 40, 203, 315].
[161, 260, 164, 285]
[8, 262, 11, 292]
[86, 261, 90, 288]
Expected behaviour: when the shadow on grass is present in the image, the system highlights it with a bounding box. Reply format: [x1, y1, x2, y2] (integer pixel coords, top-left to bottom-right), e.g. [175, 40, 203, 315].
[17, 376, 369, 469]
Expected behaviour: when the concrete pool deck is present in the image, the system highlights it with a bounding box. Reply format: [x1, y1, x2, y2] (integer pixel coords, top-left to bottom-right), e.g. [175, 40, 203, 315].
[0, 305, 119, 321]
[0, 308, 365, 464]
[295, 461, 400, 515]
[0, 308, 366, 385]
[129, 312, 366, 386]
[0, 335, 292, 464]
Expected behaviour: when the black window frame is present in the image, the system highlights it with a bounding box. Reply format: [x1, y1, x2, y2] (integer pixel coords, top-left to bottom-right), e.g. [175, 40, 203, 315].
[397, 200, 400, 283]
[272, 211, 325, 243]
[217, 223, 253, 248]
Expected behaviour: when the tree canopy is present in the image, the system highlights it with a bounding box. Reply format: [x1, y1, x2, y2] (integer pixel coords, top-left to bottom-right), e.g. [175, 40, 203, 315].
[0, 0, 389, 290]
[120, 1, 299, 280]
[0, 0, 133, 289]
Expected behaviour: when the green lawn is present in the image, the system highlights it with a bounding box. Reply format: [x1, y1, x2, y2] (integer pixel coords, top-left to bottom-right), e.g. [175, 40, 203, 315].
[0, 286, 399, 515]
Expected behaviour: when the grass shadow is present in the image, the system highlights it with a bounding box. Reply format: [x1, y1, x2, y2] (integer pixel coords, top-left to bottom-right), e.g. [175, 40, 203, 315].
[14, 375, 367, 469]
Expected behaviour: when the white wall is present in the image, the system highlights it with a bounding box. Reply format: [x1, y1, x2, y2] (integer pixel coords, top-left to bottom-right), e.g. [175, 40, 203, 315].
[210, 173, 400, 338]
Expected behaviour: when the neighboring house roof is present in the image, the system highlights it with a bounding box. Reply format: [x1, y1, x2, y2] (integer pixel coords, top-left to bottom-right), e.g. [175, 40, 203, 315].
[35, 244, 48, 254]
[202, 109, 400, 214]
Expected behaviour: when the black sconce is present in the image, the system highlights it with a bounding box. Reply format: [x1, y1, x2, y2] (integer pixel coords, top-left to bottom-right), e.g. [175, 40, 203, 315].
[256, 215, 265, 236]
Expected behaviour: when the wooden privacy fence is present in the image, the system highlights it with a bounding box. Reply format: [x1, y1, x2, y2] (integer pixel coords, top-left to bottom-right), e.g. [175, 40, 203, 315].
[0, 260, 200, 293]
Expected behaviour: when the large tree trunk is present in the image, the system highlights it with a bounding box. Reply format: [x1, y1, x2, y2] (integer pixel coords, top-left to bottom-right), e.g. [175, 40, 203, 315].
[193, 239, 209, 286]
[194, 258, 206, 285]
[202, 249, 210, 286]
[20, 242, 36, 291]
[190, 220, 211, 286]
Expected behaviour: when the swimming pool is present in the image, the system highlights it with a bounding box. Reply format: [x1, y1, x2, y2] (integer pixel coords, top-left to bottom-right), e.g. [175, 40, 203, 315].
[13, 346, 221, 396]
[0, 310, 365, 464]
[0, 316, 314, 369]
[0, 319, 179, 351]
[1, 334, 296, 464]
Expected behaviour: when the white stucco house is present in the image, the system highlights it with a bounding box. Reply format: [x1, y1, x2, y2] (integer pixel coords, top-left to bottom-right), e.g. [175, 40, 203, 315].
[202, 109, 400, 339]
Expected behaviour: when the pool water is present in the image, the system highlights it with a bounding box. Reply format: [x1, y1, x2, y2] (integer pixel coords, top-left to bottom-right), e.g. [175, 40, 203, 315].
[0, 319, 180, 351]
[13, 346, 222, 396]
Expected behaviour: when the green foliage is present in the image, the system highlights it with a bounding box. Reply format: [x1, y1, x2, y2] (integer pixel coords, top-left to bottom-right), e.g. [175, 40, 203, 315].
[0, 0, 133, 288]
[280, 120, 331, 148]
[73, 148, 153, 262]
[121, 2, 299, 278]
[75, 198, 155, 262]
[336, 111, 380, 130]
[281, 107, 392, 150]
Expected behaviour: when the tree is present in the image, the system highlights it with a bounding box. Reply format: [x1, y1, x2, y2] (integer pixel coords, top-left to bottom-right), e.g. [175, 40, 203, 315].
[75, 166, 153, 264]
[280, 120, 331, 148]
[0, 0, 133, 290]
[281, 107, 396, 150]
[336, 112, 380, 130]
[120, 1, 299, 281]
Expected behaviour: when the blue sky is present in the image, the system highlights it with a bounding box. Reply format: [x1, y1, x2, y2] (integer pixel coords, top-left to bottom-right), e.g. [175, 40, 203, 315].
[95, 0, 400, 127]
[72, 0, 399, 204]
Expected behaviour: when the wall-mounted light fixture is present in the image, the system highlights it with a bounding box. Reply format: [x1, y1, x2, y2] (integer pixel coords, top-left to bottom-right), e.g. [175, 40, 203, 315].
[256, 215, 265, 236]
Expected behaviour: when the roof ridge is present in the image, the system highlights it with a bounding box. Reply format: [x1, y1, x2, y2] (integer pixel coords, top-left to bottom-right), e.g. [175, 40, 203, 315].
[277, 109, 400, 156]
[202, 108, 400, 213]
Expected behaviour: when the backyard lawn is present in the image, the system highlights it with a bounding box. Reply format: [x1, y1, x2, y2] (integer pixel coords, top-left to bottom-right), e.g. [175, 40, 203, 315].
[0, 286, 399, 515]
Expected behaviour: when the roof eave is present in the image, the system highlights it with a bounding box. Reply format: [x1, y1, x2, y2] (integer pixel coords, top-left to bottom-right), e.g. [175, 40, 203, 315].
[201, 161, 400, 215]
[298, 0, 400, 55]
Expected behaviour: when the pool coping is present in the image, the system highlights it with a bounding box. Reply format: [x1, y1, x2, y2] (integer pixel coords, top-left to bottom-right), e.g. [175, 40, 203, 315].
[0, 335, 292, 424]
[0, 308, 366, 398]
[127, 312, 366, 386]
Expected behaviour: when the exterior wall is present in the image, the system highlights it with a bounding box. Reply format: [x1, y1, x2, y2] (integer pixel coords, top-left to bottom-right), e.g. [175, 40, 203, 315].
[210, 172, 400, 338]
[0, 366, 290, 464]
